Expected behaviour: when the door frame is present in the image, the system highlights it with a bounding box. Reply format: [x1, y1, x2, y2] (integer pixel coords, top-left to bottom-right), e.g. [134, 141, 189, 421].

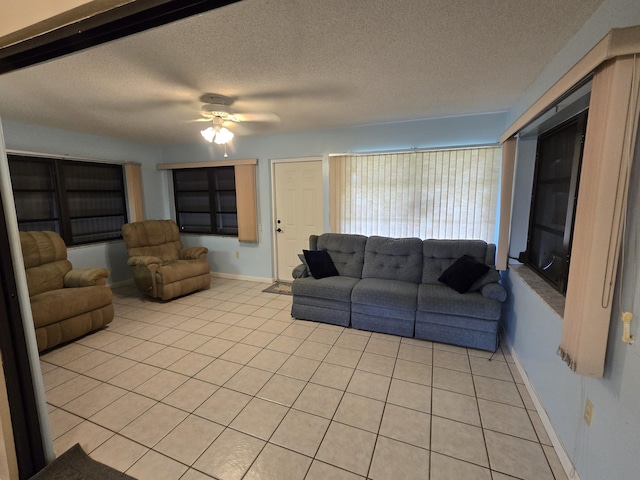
[270, 156, 324, 282]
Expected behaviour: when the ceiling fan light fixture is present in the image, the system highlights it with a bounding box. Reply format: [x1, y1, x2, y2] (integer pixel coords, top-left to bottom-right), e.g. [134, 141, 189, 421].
[214, 126, 234, 144]
[200, 124, 234, 144]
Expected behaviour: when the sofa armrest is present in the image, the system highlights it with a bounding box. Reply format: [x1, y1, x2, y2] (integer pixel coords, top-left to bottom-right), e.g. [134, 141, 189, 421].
[127, 256, 162, 267]
[180, 247, 208, 260]
[292, 264, 309, 279]
[64, 267, 110, 287]
[480, 283, 507, 302]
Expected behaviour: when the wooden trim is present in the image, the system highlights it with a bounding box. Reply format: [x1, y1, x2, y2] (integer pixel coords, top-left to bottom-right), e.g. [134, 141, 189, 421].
[157, 158, 257, 170]
[496, 137, 517, 270]
[234, 164, 258, 243]
[501, 26, 640, 143]
[124, 162, 145, 222]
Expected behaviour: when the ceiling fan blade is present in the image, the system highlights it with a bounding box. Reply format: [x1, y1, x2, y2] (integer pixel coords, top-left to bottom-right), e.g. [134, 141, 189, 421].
[233, 112, 280, 122]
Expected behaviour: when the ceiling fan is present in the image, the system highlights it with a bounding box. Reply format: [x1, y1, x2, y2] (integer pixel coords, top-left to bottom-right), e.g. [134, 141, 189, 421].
[197, 93, 279, 145]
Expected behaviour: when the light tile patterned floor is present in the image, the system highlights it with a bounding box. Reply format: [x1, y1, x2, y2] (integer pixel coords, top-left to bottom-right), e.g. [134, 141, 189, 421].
[41, 278, 568, 480]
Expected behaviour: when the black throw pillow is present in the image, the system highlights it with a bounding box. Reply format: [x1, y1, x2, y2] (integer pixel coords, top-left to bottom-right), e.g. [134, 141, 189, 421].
[303, 249, 339, 279]
[438, 255, 490, 294]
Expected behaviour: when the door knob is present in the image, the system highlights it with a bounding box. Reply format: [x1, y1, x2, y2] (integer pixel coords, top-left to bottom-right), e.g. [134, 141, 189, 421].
[276, 228, 282, 233]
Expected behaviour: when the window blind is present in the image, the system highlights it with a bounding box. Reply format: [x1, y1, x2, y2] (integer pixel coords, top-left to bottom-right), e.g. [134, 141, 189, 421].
[330, 147, 501, 242]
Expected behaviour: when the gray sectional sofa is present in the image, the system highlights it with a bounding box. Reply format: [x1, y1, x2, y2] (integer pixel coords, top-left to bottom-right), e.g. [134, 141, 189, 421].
[291, 233, 506, 351]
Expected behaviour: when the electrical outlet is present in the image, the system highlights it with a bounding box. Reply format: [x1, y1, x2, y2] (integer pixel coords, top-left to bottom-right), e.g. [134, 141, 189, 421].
[584, 399, 594, 426]
[235, 251, 240, 258]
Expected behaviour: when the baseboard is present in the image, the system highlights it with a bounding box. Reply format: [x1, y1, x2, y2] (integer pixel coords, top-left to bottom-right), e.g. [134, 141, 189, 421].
[210, 272, 273, 284]
[108, 279, 134, 288]
[503, 336, 581, 480]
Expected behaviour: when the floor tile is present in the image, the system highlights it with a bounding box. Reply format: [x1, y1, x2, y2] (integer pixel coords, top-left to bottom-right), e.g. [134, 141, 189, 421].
[195, 358, 243, 386]
[277, 355, 320, 381]
[293, 383, 343, 419]
[345, 369, 390, 401]
[316, 422, 377, 477]
[379, 403, 431, 449]
[243, 443, 312, 480]
[478, 399, 537, 441]
[473, 376, 524, 407]
[310, 362, 354, 390]
[270, 409, 330, 456]
[90, 434, 148, 473]
[432, 388, 480, 426]
[393, 358, 432, 385]
[484, 430, 554, 480]
[193, 428, 265, 480]
[432, 366, 475, 396]
[154, 415, 224, 465]
[229, 397, 288, 440]
[247, 348, 290, 372]
[256, 373, 306, 406]
[432, 349, 471, 373]
[89, 391, 156, 431]
[431, 416, 489, 468]
[53, 420, 113, 456]
[224, 366, 273, 395]
[120, 403, 188, 447]
[333, 392, 385, 433]
[194, 387, 252, 425]
[41, 283, 566, 480]
[166, 351, 214, 376]
[357, 352, 395, 376]
[430, 451, 491, 480]
[133, 369, 189, 400]
[364, 337, 400, 357]
[387, 378, 431, 413]
[305, 460, 364, 480]
[369, 436, 430, 480]
[126, 450, 188, 480]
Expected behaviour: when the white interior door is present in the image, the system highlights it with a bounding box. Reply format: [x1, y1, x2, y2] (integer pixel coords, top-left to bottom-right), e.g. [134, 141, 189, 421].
[273, 160, 323, 281]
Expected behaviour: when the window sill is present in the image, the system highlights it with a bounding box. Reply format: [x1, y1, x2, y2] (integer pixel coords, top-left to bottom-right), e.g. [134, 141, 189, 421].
[508, 264, 565, 318]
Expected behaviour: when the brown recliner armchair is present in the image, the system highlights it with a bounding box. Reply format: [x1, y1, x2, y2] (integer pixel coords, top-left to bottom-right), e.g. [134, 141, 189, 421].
[121, 219, 210, 300]
[19, 231, 114, 352]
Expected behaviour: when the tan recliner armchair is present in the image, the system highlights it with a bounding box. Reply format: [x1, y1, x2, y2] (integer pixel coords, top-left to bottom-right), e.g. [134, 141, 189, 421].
[121, 219, 211, 300]
[19, 231, 114, 352]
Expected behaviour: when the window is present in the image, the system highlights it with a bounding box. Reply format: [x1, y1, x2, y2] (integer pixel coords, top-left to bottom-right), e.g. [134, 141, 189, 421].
[330, 147, 501, 242]
[525, 111, 587, 294]
[8, 155, 128, 245]
[173, 166, 238, 235]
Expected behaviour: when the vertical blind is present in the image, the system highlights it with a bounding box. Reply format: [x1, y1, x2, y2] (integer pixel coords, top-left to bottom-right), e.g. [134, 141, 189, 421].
[330, 147, 501, 242]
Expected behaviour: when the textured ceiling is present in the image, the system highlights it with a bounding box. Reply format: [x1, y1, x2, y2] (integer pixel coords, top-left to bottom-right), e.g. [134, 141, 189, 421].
[0, 0, 603, 145]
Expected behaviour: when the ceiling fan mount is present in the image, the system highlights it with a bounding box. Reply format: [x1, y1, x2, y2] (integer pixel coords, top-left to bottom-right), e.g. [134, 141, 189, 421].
[197, 92, 280, 124]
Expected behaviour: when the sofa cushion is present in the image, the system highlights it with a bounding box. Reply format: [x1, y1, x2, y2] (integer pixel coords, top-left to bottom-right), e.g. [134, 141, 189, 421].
[438, 255, 490, 293]
[417, 284, 501, 320]
[422, 239, 494, 284]
[362, 236, 423, 283]
[292, 275, 361, 303]
[122, 220, 182, 263]
[352, 278, 418, 311]
[314, 233, 368, 278]
[303, 249, 339, 279]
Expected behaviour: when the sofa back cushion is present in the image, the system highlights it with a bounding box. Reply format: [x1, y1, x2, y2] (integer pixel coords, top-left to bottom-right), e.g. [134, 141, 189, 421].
[122, 220, 183, 263]
[422, 239, 495, 284]
[312, 233, 368, 278]
[20, 231, 73, 296]
[362, 236, 423, 283]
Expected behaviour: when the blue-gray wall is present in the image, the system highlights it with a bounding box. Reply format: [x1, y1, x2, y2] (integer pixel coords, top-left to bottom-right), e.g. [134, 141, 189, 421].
[504, 1, 640, 479]
[162, 112, 508, 280]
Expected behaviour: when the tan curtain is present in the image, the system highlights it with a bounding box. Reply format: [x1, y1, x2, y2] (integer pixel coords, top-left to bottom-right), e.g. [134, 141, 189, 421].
[330, 147, 501, 242]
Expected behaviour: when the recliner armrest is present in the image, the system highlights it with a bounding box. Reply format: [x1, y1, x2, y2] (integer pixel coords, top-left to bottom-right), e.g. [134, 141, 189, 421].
[64, 267, 110, 287]
[180, 247, 208, 260]
[480, 283, 507, 302]
[127, 255, 162, 267]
